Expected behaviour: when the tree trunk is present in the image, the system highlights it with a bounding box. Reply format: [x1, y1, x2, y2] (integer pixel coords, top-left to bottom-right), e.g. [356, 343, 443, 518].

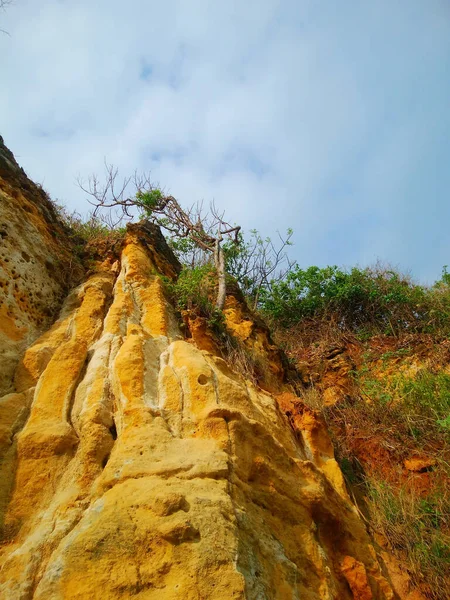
[215, 239, 227, 310]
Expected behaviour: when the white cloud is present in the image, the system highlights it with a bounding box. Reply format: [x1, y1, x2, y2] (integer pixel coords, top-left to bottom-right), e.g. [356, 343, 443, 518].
[1, 0, 449, 281]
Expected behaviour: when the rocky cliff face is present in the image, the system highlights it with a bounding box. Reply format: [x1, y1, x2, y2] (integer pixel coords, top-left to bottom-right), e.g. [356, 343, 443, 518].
[0, 136, 82, 397]
[0, 140, 397, 599]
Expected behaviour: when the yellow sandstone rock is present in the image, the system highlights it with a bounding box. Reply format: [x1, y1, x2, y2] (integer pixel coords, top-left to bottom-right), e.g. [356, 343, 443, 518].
[0, 140, 398, 599]
[0, 138, 81, 397]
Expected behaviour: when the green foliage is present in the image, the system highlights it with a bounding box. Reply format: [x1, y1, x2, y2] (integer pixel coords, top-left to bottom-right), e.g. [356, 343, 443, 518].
[401, 371, 450, 434]
[170, 264, 215, 311]
[168, 236, 197, 258]
[166, 264, 225, 333]
[260, 264, 450, 336]
[361, 377, 393, 405]
[136, 188, 163, 215]
[350, 357, 450, 439]
[435, 265, 450, 287]
[167, 236, 206, 268]
[222, 230, 263, 301]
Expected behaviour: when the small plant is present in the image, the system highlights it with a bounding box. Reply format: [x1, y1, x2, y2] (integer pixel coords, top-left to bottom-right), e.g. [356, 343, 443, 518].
[400, 370, 450, 435]
[380, 348, 411, 362]
[169, 264, 215, 311]
[164, 264, 227, 334]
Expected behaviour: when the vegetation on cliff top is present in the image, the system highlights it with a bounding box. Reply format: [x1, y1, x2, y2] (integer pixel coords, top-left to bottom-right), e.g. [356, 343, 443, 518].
[77, 169, 242, 310]
[260, 263, 450, 338]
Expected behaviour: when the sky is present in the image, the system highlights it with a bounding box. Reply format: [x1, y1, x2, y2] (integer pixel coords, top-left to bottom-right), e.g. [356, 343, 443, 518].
[1, 0, 450, 283]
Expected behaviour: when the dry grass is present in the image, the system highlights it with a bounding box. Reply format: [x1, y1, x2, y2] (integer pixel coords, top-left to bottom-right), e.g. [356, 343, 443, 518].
[367, 478, 450, 599]
[297, 386, 323, 411]
[221, 332, 262, 384]
[270, 315, 350, 356]
[283, 322, 450, 599]
[311, 391, 450, 599]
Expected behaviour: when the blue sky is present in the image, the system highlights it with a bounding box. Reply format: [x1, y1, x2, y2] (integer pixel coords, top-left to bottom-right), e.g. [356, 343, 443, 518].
[1, 0, 449, 283]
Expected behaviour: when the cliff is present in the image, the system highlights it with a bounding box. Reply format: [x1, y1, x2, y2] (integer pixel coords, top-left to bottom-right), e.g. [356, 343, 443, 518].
[0, 136, 83, 398]
[0, 139, 398, 599]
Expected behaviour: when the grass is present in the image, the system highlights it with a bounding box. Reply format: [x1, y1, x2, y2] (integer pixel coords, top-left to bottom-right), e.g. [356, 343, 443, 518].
[50, 201, 127, 254]
[355, 369, 450, 442]
[367, 479, 450, 598]
[401, 371, 450, 436]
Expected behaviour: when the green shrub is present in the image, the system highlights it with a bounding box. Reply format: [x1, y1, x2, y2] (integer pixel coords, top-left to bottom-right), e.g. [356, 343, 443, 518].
[136, 188, 164, 215]
[260, 264, 450, 336]
[166, 264, 225, 333]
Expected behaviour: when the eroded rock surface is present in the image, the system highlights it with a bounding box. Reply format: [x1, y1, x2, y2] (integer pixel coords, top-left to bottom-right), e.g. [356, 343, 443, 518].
[0, 141, 397, 599]
[0, 136, 81, 397]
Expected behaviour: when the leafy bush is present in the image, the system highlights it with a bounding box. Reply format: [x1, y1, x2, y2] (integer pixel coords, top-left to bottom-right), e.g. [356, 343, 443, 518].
[135, 188, 164, 215]
[260, 264, 450, 336]
[166, 264, 225, 332]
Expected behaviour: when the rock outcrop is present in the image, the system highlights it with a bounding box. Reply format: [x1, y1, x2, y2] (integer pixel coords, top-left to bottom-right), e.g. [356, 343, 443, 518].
[0, 136, 81, 397]
[0, 139, 397, 599]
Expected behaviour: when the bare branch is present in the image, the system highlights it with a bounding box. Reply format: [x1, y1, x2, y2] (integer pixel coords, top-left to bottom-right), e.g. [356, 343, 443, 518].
[0, 0, 13, 35]
[77, 163, 244, 309]
[224, 228, 295, 309]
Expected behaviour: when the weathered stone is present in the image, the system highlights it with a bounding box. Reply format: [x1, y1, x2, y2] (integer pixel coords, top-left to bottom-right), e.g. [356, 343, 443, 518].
[0, 139, 398, 599]
[0, 136, 82, 396]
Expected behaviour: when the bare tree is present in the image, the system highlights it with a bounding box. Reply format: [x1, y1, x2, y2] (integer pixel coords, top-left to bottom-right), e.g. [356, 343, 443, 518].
[224, 229, 296, 310]
[77, 164, 240, 310]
